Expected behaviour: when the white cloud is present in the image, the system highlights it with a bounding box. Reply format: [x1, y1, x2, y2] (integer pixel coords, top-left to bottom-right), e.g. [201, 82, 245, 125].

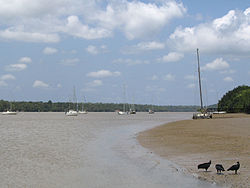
[201, 58, 229, 71]
[60, 58, 79, 66]
[86, 45, 98, 55]
[94, 1, 186, 40]
[1, 74, 16, 81]
[124, 41, 165, 54]
[19, 57, 32, 63]
[0, 80, 7, 87]
[87, 80, 103, 87]
[220, 69, 235, 74]
[169, 8, 250, 55]
[43, 47, 58, 55]
[64, 15, 111, 40]
[113, 58, 150, 66]
[163, 74, 175, 81]
[135, 41, 165, 51]
[223, 76, 233, 82]
[5, 63, 27, 71]
[0, 29, 60, 43]
[87, 70, 121, 78]
[33, 80, 49, 88]
[159, 52, 184, 62]
[0, 1, 186, 43]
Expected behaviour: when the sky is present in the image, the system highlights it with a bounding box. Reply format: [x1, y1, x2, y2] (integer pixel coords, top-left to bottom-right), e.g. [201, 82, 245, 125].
[0, 0, 249, 106]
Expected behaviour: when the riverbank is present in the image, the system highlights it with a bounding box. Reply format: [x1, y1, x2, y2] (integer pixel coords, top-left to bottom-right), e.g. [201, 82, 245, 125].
[137, 113, 250, 188]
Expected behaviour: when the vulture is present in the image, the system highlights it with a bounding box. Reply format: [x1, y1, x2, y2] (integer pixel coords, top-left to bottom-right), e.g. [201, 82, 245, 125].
[198, 160, 211, 171]
[227, 161, 240, 174]
[215, 164, 225, 174]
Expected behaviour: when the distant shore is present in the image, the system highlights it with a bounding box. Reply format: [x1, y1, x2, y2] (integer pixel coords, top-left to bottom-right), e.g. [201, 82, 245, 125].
[137, 113, 250, 188]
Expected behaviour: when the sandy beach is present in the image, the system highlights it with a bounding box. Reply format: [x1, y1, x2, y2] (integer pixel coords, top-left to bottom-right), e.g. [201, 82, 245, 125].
[137, 113, 250, 188]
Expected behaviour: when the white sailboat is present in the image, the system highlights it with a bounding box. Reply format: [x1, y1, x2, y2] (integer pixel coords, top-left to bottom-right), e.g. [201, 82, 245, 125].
[2, 110, 17, 115]
[2, 102, 17, 115]
[117, 84, 127, 115]
[65, 87, 78, 116]
[192, 49, 212, 119]
[78, 96, 88, 114]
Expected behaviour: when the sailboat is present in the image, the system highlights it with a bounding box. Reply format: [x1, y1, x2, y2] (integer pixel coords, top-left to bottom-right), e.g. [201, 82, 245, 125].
[65, 87, 78, 116]
[78, 96, 88, 114]
[2, 102, 17, 115]
[129, 97, 136, 114]
[117, 84, 127, 115]
[193, 49, 212, 119]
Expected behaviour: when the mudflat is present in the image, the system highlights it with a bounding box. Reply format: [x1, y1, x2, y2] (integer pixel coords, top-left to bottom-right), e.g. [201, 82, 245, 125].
[137, 113, 250, 188]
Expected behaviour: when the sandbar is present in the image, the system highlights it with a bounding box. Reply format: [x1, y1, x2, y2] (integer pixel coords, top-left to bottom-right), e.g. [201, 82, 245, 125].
[137, 113, 250, 188]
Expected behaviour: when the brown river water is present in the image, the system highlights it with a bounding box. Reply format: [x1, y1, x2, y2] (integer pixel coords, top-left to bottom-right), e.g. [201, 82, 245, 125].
[0, 112, 225, 188]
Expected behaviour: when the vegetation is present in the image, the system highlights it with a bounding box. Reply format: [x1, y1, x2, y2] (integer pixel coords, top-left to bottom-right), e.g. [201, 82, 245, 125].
[0, 100, 200, 112]
[218, 85, 250, 113]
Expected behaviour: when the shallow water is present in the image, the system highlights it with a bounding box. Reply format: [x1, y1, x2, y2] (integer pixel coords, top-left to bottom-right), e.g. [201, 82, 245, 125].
[0, 112, 224, 188]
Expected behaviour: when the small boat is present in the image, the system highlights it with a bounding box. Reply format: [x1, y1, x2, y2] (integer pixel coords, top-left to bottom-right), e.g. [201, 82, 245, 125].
[78, 96, 88, 114]
[148, 109, 154, 114]
[66, 86, 78, 116]
[65, 109, 78, 116]
[78, 110, 88, 114]
[117, 110, 126, 115]
[2, 110, 17, 115]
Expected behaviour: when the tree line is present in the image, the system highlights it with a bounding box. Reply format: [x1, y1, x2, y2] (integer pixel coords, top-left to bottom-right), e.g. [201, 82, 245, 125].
[0, 100, 200, 112]
[218, 85, 250, 113]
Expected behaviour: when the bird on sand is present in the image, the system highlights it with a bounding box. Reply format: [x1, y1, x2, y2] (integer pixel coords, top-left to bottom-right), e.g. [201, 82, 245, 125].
[227, 161, 240, 174]
[198, 160, 211, 171]
[215, 164, 225, 174]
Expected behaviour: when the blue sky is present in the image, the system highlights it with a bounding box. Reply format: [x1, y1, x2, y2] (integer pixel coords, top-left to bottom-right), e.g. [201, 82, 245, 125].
[0, 0, 249, 105]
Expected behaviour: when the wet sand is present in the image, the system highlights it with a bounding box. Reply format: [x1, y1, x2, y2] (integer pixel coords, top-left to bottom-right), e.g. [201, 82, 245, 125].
[137, 113, 250, 188]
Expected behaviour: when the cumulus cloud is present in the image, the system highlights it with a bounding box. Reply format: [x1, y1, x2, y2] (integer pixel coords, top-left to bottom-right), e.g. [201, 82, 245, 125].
[43, 47, 58, 55]
[0, 29, 60, 43]
[123, 41, 165, 54]
[60, 58, 79, 66]
[169, 8, 250, 55]
[87, 70, 121, 78]
[113, 58, 150, 66]
[201, 58, 229, 71]
[64, 15, 111, 40]
[1, 74, 16, 81]
[86, 45, 98, 55]
[0, 1, 186, 42]
[33, 80, 49, 88]
[159, 52, 184, 62]
[19, 57, 32, 63]
[0, 74, 16, 87]
[223, 76, 234, 82]
[5, 63, 27, 71]
[87, 80, 103, 87]
[94, 1, 186, 39]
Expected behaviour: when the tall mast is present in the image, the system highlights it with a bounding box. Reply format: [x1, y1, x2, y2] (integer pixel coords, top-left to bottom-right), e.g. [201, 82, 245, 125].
[196, 48, 203, 110]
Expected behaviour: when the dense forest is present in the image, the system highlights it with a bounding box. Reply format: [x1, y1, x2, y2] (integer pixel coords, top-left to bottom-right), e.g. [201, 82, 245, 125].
[0, 100, 200, 112]
[218, 85, 250, 113]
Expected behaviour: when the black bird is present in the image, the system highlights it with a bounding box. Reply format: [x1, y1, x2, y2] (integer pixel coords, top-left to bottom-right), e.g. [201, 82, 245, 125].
[227, 161, 240, 174]
[198, 160, 211, 171]
[215, 164, 225, 174]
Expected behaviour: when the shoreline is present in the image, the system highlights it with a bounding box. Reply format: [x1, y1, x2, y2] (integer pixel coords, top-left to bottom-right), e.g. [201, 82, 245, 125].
[137, 113, 250, 188]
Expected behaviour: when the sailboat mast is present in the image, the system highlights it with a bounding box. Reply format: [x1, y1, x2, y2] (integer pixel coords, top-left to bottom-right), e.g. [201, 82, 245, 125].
[196, 48, 203, 110]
